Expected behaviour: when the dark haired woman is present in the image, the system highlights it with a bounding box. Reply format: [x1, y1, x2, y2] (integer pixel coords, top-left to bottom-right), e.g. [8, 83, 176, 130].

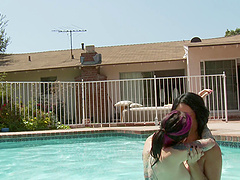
[143, 110, 215, 180]
[172, 92, 222, 180]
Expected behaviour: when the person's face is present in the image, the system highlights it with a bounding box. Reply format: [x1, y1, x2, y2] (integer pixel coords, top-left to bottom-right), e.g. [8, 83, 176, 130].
[176, 103, 198, 140]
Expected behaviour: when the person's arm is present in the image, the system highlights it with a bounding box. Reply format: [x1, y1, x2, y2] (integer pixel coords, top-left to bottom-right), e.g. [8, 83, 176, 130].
[187, 144, 222, 180]
[173, 138, 215, 180]
[198, 89, 213, 98]
[203, 144, 222, 180]
[187, 147, 208, 180]
[172, 138, 215, 152]
[167, 138, 215, 165]
[202, 125, 214, 139]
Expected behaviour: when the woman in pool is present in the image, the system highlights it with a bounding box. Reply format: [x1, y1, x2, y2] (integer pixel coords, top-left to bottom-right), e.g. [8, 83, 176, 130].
[172, 92, 222, 180]
[142, 110, 215, 180]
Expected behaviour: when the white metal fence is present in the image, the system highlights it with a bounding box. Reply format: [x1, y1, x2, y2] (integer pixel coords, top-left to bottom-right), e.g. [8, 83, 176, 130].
[0, 74, 228, 126]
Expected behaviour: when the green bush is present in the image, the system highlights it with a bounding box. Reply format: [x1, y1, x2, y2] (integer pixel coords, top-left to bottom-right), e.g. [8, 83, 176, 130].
[0, 104, 26, 131]
[22, 110, 70, 131]
[0, 103, 70, 132]
[0, 73, 70, 131]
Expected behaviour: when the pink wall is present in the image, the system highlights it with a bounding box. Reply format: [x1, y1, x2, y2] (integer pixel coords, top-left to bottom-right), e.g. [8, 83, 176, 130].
[188, 44, 240, 76]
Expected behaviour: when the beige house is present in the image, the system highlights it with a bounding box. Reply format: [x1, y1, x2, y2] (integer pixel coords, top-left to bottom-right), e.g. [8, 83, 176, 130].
[1, 35, 240, 114]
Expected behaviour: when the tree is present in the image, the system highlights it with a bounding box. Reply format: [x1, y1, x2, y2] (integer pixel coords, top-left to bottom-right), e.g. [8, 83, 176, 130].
[225, 28, 240, 37]
[0, 13, 10, 53]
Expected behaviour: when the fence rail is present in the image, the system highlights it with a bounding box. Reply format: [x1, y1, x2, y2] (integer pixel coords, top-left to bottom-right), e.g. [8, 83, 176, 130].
[0, 74, 228, 127]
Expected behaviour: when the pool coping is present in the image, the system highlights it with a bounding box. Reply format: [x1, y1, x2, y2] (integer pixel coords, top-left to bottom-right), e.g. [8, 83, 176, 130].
[0, 126, 156, 141]
[0, 121, 239, 144]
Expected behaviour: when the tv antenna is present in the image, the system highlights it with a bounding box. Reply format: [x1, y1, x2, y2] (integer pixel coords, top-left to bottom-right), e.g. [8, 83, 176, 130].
[52, 29, 87, 59]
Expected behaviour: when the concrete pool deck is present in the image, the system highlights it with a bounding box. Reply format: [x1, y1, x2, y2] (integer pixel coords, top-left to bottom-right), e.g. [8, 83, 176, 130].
[0, 120, 239, 143]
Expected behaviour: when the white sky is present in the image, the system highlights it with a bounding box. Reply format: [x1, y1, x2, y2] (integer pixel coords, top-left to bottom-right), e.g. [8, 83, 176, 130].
[1, 0, 240, 53]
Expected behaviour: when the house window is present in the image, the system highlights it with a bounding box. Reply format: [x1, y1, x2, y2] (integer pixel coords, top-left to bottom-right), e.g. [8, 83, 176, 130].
[41, 76, 57, 95]
[119, 70, 185, 106]
[119, 72, 153, 104]
[154, 69, 185, 105]
[201, 60, 238, 110]
[120, 72, 153, 79]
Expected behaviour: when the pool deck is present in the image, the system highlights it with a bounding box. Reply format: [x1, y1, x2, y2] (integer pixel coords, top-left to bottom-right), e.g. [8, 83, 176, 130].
[0, 120, 239, 142]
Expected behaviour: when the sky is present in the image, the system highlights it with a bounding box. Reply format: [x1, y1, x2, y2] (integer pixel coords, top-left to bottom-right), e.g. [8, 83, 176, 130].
[1, 0, 240, 54]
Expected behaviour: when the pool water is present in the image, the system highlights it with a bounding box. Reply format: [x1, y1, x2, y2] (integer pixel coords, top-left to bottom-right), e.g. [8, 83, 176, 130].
[0, 135, 239, 180]
[221, 146, 240, 180]
[0, 136, 145, 180]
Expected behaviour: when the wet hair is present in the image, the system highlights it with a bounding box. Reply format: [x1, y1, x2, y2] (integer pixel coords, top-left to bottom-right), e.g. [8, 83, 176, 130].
[171, 92, 209, 138]
[150, 110, 192, 162]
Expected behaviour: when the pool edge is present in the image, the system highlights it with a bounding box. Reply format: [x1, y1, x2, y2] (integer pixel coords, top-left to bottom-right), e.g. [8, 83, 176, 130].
[0, 126, 239, 144]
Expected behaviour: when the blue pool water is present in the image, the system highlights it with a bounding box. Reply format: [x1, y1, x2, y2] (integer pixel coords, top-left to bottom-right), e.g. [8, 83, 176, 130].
[0, 135, 145, 180]
[0, 135, 239, 180]
[221, 146, 240, 180]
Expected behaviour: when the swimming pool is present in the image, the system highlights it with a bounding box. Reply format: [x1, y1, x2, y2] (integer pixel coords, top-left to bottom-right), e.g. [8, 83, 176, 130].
[221, 146, 240, 180]
[0, 134, 145, 180]
[0, 134, 239, 180]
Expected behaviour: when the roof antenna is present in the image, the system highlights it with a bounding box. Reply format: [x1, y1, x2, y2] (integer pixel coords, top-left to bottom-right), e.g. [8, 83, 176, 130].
[52, 29, 87, 59]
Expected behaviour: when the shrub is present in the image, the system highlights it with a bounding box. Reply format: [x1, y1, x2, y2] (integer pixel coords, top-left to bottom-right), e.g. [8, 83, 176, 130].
[22, 110, 70, 131]
[0, 103, 70, 132]
[0, 104, 26, 131]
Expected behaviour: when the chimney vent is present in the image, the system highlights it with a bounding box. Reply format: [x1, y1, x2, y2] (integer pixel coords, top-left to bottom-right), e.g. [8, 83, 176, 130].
[28, 56, 31, 61]
[86, 45, 95, 53]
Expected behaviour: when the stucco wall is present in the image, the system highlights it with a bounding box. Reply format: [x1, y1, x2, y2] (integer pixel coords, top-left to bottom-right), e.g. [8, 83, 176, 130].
[3, 60, 187, 82]
[188, 44, 240, 76]
[4, 67, 81, 82]
[100, 60, 186, 80]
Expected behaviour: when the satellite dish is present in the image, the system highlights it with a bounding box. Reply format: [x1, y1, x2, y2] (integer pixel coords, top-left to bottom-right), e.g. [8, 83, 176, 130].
[191, 37, 202, 43]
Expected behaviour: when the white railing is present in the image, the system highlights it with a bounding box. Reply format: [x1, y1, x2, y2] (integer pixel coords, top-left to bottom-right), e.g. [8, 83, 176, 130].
[0, 74, 228, 126]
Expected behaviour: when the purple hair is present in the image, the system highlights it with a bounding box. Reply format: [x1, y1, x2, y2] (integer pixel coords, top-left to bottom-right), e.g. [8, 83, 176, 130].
[162, 110, 192, 146]
[150, 110, 192, 162]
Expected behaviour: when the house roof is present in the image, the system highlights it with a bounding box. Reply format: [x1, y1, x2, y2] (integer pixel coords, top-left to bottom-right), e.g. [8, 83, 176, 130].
[1, 35, 240, 73]
[0, 41, 186, 73]
[187, 34, 240, 47]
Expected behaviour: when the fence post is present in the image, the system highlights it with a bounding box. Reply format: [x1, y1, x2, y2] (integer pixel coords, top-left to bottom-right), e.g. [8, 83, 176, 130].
[154, 75, 158, 126]
[223, 72, 228, 123]
[82, 79, 85, 124]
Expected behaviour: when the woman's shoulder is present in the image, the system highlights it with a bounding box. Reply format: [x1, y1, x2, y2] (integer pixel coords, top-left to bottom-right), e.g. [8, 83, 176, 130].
[144, 134, 154, 146]
[143, 134, 153, 154]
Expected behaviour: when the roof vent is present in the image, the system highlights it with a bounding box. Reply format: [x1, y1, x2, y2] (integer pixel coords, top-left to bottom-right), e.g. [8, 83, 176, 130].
[81, 43, 84, 50]
[190, 37, 202, 43]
